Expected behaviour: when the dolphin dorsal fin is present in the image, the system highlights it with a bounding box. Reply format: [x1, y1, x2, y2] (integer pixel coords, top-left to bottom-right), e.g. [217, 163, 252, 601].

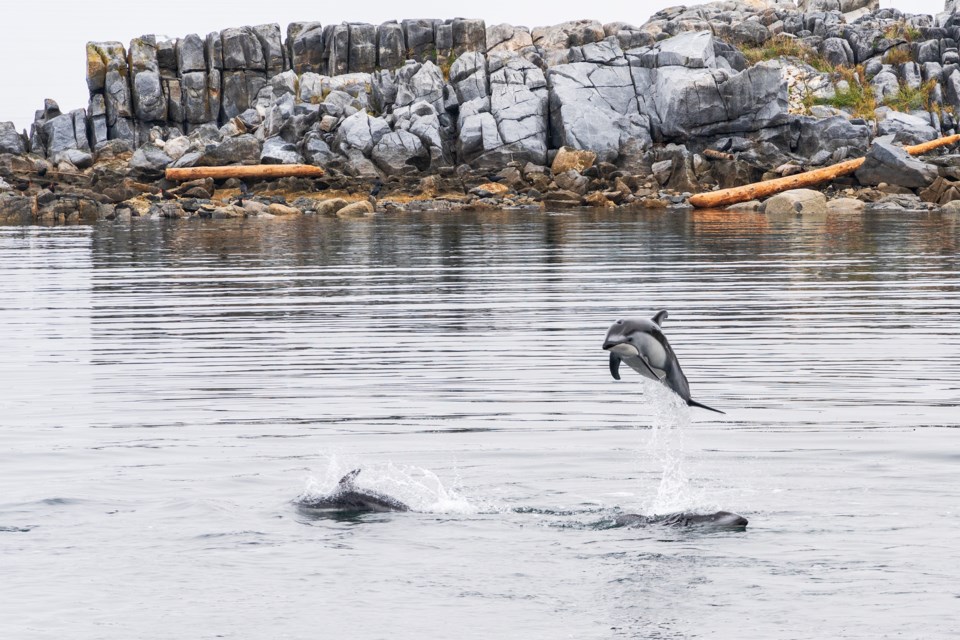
[338, 469, 362, 488]
[652, 310, 668, 326]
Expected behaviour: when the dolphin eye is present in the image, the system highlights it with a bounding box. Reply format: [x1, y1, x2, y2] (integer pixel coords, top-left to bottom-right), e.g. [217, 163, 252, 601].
[616, 320, 623, 325]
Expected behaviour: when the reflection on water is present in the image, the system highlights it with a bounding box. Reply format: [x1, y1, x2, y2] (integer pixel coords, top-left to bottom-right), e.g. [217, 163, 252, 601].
[1, 209, 958, 639]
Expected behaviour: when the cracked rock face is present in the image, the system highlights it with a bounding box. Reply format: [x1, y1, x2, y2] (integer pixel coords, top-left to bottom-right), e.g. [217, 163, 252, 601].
[372, 130, 429, 174]
[456, 53, 549, 167]
[261, 136, 304, 164]
[334, 111, 391, 157]
[450, 52, 489, 104]
[631, 31, 787, 140]
[548, 54, 649, 163]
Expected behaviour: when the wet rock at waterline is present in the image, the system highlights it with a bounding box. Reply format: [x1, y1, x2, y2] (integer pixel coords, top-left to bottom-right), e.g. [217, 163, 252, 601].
[764, 189, 828, 216]
[854, 141, 938, 189]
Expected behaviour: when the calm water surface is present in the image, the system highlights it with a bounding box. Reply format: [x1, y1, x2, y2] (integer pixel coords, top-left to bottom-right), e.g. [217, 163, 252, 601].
[1, 210, 958, 639]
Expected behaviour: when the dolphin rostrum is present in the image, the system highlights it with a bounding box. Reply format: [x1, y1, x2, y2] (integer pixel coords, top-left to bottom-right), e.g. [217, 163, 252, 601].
[602, 311, 725, 414]
[297, 469, 410, 513]
[613, 511, 748, 529]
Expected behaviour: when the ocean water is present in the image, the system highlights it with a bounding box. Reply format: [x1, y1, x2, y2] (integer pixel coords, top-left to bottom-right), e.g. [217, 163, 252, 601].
[1, 209, 958, 639]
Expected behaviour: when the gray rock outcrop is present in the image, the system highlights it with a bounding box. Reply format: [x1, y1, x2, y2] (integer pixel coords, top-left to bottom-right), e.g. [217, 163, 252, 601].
[855, 140, 938, 188]
[5, 2, 960, 214]
[0, 122, 26, 155]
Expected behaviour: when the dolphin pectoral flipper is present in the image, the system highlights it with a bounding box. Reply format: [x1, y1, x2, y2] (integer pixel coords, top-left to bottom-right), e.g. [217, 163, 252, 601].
[609, 353, 622, 380]
[603, 314, 727, 413]
[686, 398, 725, 415]
[338, 469, 362, 489]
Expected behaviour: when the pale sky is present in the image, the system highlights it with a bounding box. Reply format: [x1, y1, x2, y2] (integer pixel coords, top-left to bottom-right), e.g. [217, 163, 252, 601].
[0, 0, 945, 130]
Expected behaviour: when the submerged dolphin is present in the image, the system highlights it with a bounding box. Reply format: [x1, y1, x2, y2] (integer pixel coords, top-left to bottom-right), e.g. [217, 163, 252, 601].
[297, 469, 410, 513]
[613, 511, 748, 529]
[602, 311, 725, 414]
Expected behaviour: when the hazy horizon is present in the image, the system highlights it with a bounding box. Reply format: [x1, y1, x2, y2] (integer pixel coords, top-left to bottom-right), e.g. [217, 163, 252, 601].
[0, 0, 946, 131]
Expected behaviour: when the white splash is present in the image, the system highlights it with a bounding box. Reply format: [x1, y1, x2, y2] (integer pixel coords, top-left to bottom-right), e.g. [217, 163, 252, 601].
[302, 454, 479, 515]
[638, 382, 709, 515]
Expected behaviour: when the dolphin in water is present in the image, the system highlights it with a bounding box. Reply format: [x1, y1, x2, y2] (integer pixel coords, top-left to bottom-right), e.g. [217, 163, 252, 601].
[611, 511, 748, 529]
[296, 469, 410, 513]
[602, 311, 725, 414]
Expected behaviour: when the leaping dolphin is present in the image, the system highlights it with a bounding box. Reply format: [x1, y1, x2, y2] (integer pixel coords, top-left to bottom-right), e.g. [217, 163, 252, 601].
[296, 469, 410, 513]
[602, 311, 725, 414]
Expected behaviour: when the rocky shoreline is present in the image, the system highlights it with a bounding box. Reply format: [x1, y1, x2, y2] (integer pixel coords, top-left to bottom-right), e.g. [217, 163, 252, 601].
[5, 0, 960, 224]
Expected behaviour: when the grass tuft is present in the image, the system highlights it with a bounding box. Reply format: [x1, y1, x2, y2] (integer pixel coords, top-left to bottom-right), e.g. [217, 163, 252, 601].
[739, 35, 834, 72]
[883, 22, 923, 43]
[813, 66, 877, 119]
[883, 46, 914, 66]
[884, 79, 939, 113]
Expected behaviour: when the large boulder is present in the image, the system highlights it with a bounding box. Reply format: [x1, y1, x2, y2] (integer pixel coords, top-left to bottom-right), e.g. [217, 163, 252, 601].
[132, 71, 166, 122]
[129, 143, 173, 174]
[252, 24, 285, 76]
[634, 30, 715, 68]
[0, 195, 34, 224]
[855, 140, 938, 188]
[261, 136, 304, 164]
[552, 147, 596, 174]
[548, 54, 650, 163]
[0, 122, 26, 155]
[221, 71, 267, 120]
[795, 116, 871, 159]
[38, 109, 90, 156]
[324, 24, 350, 76]
[177, 34, 207, 73]
[450, 52, 488, 103]
[302, 132, 336, 165]
[348, 23, 378, 73]
[393, 101, 452, 167]
[371, 130, 429, 174]
[765, 189, 827, 215]
[221, 27, 265, 70]
[334, 111, 391, 156]
[877, 111, 939, 145]
[86, 41, 127, 93]
[402, 19, 439, 62]
[289, 22, 325, 74]
[196, 134, 261, 166]
[486, 24, 534, 55]
[532, 20, 605, 50]
[452, 19, 487, 56]
[631, 32, 787, 141]
[377, 22, 405, 70]
[820, 37, 854, 67]
[394, 61, 446, 114]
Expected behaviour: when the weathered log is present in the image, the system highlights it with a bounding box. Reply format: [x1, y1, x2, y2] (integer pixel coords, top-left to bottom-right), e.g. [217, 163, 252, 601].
[703, 149, 734, 161]
[689, 134, 960, 209]
[165, 164, 325, 182]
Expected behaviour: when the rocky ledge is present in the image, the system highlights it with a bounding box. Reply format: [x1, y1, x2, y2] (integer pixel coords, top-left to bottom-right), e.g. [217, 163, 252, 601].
[6, 0, 960, 224]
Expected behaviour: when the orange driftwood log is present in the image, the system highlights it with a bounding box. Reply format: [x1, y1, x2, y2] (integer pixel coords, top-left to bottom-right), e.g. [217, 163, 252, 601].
[688, 134, 960, 209]
[165, 164, 325, 182]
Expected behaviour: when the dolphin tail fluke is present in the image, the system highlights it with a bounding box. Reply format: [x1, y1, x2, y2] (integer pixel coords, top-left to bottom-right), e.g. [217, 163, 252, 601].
[609, 353, 622, 380]
[687, 398, 726, 414]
